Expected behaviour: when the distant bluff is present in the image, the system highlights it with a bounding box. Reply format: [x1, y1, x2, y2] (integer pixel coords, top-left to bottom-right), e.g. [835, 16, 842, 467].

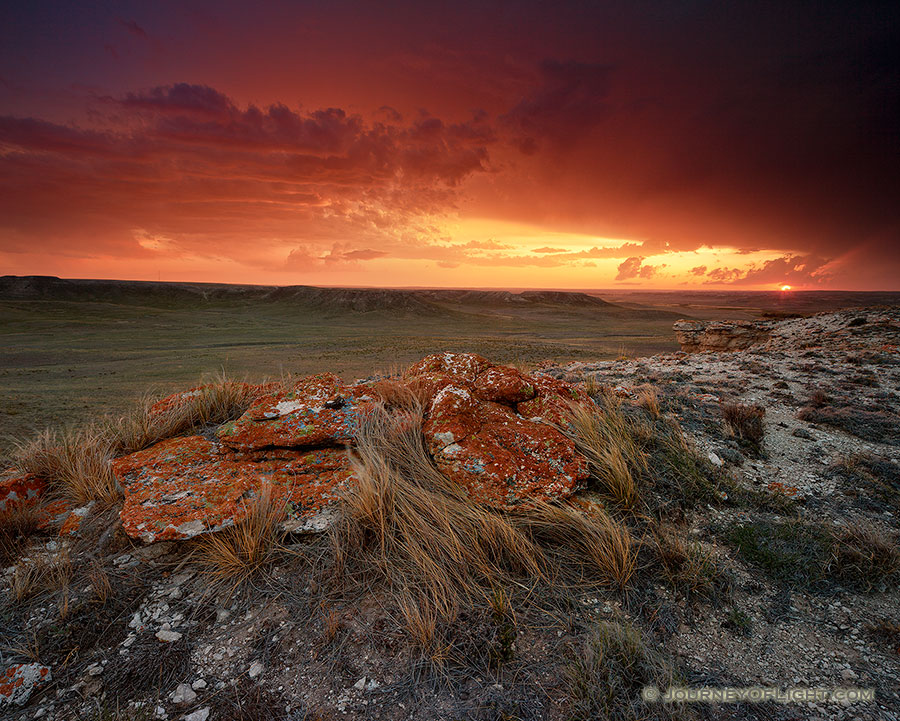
[0, 275, 627, 314]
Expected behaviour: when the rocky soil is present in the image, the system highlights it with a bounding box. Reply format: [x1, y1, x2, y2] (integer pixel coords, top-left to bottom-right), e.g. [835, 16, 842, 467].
[1, 307, 898, 721]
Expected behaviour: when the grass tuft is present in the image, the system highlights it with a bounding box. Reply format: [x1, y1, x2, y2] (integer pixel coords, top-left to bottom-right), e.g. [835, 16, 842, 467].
[566, 620, 677, 721]
[566, 397, 646, 509]
[13, 373, 264, 504]
[195, 484, 287, 587]
[334, 402, 637, 646]
[722, 402, 765, 452]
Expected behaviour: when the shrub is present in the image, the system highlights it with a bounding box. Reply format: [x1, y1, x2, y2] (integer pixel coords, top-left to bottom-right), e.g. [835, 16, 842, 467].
[566, 620, 677, 721]
[722, 402, 765, 452]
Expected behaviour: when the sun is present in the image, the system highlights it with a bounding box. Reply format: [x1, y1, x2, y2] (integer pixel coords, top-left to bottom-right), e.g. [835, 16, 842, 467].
[780, 285, 792, 291]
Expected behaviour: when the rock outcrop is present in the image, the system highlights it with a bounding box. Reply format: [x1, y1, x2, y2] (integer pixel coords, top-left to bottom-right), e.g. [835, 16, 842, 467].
[0, 470, 46, 515]
[673, 319, 773, 353]
[101, 353, 596, 540]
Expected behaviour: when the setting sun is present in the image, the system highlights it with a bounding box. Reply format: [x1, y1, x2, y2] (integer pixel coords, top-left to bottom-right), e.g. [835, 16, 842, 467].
[781, 285, 792, 291]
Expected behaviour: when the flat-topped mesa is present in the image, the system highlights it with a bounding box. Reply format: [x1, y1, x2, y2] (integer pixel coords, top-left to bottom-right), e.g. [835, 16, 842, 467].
[673, 319, 773, 353]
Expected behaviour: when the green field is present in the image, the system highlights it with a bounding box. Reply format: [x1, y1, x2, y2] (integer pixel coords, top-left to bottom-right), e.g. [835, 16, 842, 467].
[0, 290, 682, 460]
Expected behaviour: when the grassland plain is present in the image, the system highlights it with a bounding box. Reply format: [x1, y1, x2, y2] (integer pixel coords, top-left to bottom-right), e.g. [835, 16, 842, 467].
[2, 277, 898, 462]
[0, 279, 687, 460]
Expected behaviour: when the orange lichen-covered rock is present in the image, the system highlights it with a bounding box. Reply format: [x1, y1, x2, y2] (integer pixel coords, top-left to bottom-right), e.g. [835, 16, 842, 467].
[112, 435, 356, 542]
[35, 498, 95, 537]
[424, 384, 589, 508]
[406, 352, 492, 384]
[516, 374, 594, 427]
[0, 470, 46, 516]
[406, 353, 536, 406]
[472, 365, 536, 404]
[0, 663, 51, 708]
[216, 373, 376, 451]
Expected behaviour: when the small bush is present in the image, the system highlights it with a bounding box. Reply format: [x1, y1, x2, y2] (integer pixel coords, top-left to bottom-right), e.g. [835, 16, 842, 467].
[566, 621, 677, 721]
[827, 522, 900, 591]
[722, 402, 765, 452]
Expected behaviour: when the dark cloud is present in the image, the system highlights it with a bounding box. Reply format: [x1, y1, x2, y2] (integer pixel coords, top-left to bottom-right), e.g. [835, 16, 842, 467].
[118, 19, 148, 39]
[0, 84, 496, 258]
[690, 265, 707, 276]
[502, 59, 613, 149]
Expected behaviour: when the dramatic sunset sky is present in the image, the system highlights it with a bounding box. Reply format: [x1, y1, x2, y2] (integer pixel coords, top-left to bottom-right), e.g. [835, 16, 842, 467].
[1, 1, 898, 289]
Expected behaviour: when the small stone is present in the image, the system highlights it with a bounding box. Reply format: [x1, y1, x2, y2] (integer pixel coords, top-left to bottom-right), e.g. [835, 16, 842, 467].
[183, 709, 210, 721]
[708, 452, 723, 467]
[353, 677, 367, 690]
[191, 678, 207, 690]
[171, 683, 197, 705]
[841, 668, 857, 682]
[86, 663, 103, 676]
[156, 629, 183, 643]
[248, 661, 264, 679]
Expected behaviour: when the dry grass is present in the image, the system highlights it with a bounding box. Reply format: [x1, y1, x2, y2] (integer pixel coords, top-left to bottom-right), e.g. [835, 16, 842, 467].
[9, 547, 73, 603]
[88, 562, 113, 605]
[637, 386, 661, 419]
[0, 500, 43, 566]
[194, 484, 287, 587]
[653, 525, 727, 600]
[566, 620, 676, 721]
[722, 402, 765, 450]
[13, 373, 264, 504]
[334, 402, 637, 647]
[565, 397, 647, 509]
[828, 522, 900, 590]
[14, 425, 120, 505]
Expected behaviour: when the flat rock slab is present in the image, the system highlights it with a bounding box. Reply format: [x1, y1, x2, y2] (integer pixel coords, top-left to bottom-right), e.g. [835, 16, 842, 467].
[216, 373, 376, 451]
[113, 435, 355, 542]
[0, 663, 51, 708]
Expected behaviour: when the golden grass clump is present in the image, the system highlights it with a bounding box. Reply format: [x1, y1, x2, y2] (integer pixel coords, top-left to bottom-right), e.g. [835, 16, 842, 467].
[565, 396, 647, 509]
[14, 425, 120, 505]
[13, 373, 264, 504]
[195, 484, 287, 586]
[637, 386, 661, 419]
[334, 402, 637, 646]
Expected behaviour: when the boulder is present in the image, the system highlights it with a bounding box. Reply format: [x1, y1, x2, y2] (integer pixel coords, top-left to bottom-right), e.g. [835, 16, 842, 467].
[0, 663, 51, 708]
[112, 435, 355, 542]
[673, 319, 773, 353]
[216, 373, 377, 451]
[424, 383, 589, 508]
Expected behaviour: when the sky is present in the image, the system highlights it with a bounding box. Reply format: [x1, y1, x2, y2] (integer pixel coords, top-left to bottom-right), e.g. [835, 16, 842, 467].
[1, 1, 898, 290]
